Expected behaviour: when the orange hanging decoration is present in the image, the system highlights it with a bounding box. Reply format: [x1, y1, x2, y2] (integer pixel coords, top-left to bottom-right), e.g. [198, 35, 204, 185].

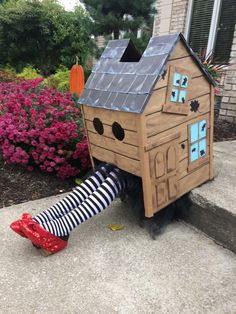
[70, 56, 84, 97]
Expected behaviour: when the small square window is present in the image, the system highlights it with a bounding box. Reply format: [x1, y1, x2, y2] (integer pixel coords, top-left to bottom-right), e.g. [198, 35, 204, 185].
[163, 66, 191, 115]
[173, 73, 181, 86]
[190, 123, 198, 143]
[190, 143, 199, 162]
[171, 89, 179, 102]
[199, 139, 206, 157]
[189, 119, 208, 167]
[199, 120, 206, 139]
[179, 90, 186, 104]
[181, 75, 189, 88]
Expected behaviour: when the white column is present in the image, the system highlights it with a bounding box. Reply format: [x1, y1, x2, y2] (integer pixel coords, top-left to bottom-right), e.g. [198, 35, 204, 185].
[206, 0, 222, 56]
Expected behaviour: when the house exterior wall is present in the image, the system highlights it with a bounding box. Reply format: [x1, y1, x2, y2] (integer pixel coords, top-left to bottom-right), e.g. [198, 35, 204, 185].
[153, 0, 188, 37]
[96, 36, 105, 48]
[219, 24, 236, 123]
[153, 0, 236, 123]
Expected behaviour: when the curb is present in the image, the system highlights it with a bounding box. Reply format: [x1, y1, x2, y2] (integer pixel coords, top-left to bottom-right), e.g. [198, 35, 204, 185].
[179, 193, 236, 253]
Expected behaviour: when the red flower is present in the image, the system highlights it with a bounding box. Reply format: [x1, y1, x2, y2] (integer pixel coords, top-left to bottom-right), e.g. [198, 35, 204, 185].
[0, 78, 90, 178]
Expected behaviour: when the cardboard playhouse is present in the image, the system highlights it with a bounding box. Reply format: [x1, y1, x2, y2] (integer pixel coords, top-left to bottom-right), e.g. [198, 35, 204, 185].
[79, 33, 216, 218]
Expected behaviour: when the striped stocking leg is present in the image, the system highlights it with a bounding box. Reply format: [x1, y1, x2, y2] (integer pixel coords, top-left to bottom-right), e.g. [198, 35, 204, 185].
[39, 169, 124, 237]
[33, 164, 113, 225]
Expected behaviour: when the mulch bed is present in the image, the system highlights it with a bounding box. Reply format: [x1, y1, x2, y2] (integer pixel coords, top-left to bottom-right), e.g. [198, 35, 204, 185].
[213, 117, 236, 142]
[0, 116, 235, 209]
[0, 156, 76, 208]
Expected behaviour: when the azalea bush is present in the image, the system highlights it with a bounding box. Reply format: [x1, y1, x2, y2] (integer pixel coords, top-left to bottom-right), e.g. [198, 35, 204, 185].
[0, 78, 90, 179]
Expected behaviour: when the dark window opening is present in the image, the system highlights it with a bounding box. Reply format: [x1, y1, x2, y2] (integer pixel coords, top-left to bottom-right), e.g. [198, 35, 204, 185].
[189, 0, 214, 58]
[189, 0, 235, 63]
[214, 0, 236, 63]
[120, 40, 141, 62]
[93, 118, 104, 135]
[112, 122, 125, 141]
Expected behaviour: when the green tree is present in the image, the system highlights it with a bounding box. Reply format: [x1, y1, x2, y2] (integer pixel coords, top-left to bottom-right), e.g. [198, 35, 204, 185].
[82, 0, 156, 40]
[0, 0, 93, 75]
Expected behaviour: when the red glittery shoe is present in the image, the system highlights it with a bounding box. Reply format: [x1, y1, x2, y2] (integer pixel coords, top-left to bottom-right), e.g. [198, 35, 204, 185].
[10, 213, 32, 238]
[21, 219, 68, 256]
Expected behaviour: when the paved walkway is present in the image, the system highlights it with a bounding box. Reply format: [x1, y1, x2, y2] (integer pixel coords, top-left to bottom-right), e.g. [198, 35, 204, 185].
[188, 141, 236, 252]
[192, 140, 236, 214]
[0, 196, 236, 314]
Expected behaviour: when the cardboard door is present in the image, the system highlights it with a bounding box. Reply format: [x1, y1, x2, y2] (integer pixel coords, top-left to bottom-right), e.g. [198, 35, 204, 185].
[149, 137, 179, 213]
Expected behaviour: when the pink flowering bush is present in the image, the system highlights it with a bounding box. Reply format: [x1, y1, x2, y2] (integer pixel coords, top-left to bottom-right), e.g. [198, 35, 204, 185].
[0, 78, 90, 179]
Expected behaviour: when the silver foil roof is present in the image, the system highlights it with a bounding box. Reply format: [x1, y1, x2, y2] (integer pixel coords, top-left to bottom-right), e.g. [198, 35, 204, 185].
[79, 33, 215, 113]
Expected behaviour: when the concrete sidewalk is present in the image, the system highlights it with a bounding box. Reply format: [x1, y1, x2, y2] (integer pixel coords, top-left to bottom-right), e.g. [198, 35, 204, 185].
[0, 196, 236, 314]
[184, 141, 236, 253]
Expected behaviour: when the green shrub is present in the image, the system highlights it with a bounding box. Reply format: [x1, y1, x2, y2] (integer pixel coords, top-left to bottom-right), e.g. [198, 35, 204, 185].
[44, 66, 70, 92]
[17, 66, 42, 80]
[84, 68, 92, 82]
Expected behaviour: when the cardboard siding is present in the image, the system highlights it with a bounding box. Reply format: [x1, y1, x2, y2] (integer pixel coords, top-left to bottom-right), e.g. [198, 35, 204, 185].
[83, 105, 141, 176]
[81, 39, 214, 218]
[140, 41, 212, 216]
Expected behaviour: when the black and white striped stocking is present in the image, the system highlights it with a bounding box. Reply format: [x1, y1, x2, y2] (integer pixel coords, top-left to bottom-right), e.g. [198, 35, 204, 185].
[33, 165, 111, 225]
[33, 168, 124, 237]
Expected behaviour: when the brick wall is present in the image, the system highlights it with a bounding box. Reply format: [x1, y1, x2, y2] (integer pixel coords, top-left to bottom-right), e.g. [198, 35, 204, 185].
[153, 0, 236, 123]
[219, 24, 236, 123]
[169, 0, 188, 34]
[153, 0, 172, 36]
[153, 0, 188, 37]
[96, 36, 105, 49]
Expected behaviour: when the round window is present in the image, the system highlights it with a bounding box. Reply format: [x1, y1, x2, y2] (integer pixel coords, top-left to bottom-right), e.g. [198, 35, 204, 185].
[93, 118, 104, 135]
[112, 122, 125, 141]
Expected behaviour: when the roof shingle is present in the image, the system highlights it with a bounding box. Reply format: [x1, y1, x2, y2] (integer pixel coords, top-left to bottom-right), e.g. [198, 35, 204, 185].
[79, 33, 215, 113]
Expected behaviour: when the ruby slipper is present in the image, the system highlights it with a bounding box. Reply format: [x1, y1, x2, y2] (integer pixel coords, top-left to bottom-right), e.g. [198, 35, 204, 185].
[21, 219, 68, 256]
[10, 213, 32, 238]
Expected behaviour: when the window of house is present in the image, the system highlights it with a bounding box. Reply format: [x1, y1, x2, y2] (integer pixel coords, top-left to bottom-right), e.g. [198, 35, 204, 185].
[163, 66, 191, 115]
[171, 72, 188, 103]
[213, 0, 236, 63]
[189, 119, 207, 162]
[185, 0, 235, 64]
[187, 0, 215, 58]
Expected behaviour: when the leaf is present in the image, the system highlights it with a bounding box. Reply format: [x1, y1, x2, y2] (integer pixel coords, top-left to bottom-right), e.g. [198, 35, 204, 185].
[75, 178, 83, 185]
[108, 224, 124, 231]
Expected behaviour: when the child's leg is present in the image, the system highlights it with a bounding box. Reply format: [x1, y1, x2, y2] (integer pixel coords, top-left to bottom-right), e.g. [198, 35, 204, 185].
[38, 169, 124, 237]
[33, 164, 113, 224]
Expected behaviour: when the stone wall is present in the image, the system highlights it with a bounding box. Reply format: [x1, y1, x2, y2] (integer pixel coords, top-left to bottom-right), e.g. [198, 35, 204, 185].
[153, 0, 188, 37]
[219, 24, 236, 123]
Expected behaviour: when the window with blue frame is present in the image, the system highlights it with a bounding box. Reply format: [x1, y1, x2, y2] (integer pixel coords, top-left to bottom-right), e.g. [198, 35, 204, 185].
[189, 119, 207, 162]
[170, 72, 189, 104]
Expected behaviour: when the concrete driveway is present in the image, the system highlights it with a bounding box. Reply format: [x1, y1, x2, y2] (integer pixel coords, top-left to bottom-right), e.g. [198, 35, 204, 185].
[0, 195, 236, 314]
